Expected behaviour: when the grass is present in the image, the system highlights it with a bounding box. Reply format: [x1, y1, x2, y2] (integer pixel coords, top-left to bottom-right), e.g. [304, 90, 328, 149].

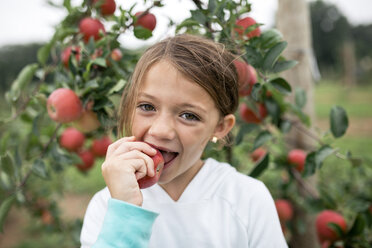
[315, 81, 372, 119]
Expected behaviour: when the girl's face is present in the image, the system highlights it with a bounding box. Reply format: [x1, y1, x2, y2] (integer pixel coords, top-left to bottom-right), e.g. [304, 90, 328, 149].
[132, 60, 232, 193]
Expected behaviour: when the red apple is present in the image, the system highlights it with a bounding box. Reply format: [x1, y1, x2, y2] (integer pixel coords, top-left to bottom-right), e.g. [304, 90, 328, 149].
[235, 16, 261, 39]
[41, 209, 54, 225]
[134, 11, 157, 31]
[76, 150, 95, 172]
[110, 48, 122, 61]
[239, 103, 267, 124]
[79, 17, 105, 43]
[275, 199, 294, 222]
[137, 148, 164, 189]
[61, 46, 80, 68]
[251, 147, 267, 162]
[93, 0, 116, 16]
[234, 60, 249, 87]
[239, 64, 258, 96]
[73, 110, 101, 133]
[59, 127, 85, 152]
[91, 136, 112, 157]
[288, 149, 307, 173]
[47, 88, 83, 123]
[316, 210, 347, 243]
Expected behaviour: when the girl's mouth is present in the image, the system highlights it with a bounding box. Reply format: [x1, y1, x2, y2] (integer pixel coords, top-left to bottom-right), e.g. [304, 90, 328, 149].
[158, 149, 178, 169]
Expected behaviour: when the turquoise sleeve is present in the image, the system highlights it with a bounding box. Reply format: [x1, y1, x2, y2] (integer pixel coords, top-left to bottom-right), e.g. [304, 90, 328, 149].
[92, 198, 159, 248]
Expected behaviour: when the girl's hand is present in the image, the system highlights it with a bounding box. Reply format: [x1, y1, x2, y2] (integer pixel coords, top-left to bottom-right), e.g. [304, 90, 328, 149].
[101, 136, 157, 206]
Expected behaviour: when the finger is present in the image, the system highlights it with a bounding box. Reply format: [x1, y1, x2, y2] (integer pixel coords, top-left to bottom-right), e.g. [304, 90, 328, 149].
[112, 141, 157, 158]
[116, 150, 155, 177]
[106, 136, 136, 157]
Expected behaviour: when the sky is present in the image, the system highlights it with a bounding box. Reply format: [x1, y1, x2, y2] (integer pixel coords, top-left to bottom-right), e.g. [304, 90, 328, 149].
[0, 0, 371, 48]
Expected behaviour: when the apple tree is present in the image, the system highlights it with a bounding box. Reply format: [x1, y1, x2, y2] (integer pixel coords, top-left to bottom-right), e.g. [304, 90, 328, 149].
[0, 0, 371, 247]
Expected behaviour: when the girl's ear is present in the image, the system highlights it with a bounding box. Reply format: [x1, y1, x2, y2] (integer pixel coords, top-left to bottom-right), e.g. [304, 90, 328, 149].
[213, 114, 235, 140]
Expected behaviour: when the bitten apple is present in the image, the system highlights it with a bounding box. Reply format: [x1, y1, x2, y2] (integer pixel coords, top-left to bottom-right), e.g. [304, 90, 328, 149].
[91, 136, 112, 157]
[275, 199, 294, 222]
[93, 0, 116, 16]
[79, 17, 105, 43]
[137, 148, 164, 189]
[76, 150, 95, 172]
[134, 11, 157, 31]
[235, 16, 261, 39]
[59, 127, 85, 152]
[287, 149, 307, 173]
[316, 210, 347, 243]
[47, 88, 83, 123]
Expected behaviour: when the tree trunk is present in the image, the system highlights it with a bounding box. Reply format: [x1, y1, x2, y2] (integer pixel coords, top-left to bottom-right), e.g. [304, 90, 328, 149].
[276, 0, 320, 247]
[342, 39, 357, 87]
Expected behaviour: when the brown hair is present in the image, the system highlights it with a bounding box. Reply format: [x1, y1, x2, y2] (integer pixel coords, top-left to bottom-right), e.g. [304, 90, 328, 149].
[118, 34, 239, 137]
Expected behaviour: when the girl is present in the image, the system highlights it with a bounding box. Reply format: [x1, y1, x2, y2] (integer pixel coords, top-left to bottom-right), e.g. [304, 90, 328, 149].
[80, 34, 287, 247]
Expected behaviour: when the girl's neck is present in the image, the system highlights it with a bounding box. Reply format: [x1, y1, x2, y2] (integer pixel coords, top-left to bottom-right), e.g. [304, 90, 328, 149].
[159, 159, 204, 201]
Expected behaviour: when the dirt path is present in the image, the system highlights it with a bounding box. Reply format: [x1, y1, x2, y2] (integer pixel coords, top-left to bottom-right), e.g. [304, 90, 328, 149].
[0, 193, 93, 248]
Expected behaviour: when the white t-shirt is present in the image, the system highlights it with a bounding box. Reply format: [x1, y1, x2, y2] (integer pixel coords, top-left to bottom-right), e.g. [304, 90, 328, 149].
[81, 158, 288, 248]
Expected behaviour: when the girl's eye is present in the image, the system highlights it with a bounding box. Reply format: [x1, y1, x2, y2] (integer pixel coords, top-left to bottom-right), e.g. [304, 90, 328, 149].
[138, 103, 155, 112]
[180, 112, 200, 121]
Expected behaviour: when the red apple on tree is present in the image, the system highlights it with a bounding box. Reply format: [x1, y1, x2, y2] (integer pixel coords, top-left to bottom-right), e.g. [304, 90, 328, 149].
[93, 0, 116, 16]
[91, 136, 112, 157]
[275, 199, 294, 222]
[59, 127, 85, 152]
[137, 148, 164, 189]
[239, 64, 258, 96]
[76, 150, 95, 172]
[110, 48, 122, 61]
[47, 88, 83, 123]
[287, 149, 307, 173]
[61, 46, 80, 68]
[251, 147, 267, 162]
[134, 11, 157, 31]
[79, 17, 105, 43]
[316, 210, 347, 243]
[239, 103, 267, 124]
[73, 110, 101, 133]
[235, 16, 261, 39]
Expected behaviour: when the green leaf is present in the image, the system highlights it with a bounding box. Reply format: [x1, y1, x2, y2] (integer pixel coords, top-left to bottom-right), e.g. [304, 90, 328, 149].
[134, 26, 153, 40]
[176, 19, 200, 32]
[0, 195, 16, 232]
[348, 214, 366, 236]
[265, 98, 280, 125]
[63, 0, 72, 12]
[109, 79, 127, 94]
[37, 43, 52, 65]
[235, 123, 258, 145]
[208, 0, 217, 13]
[32, 159, 49, 179]
[0, 152, 15, 177]
[262, 41, 287, 72]
[315, 145, 334, 169]
[303, 152, 316, 177]
[295, 88, 307, 109]
[92, 58, 107, 67]
[330, 106, 348, 138]
[6, 63, 39, 102]
[190, 10, 207, 25]
[250, 83, 262, 101]
[260, 29, 283, 49]
[269, 77, 292, 95]
[328, 223, 346, 238]
[244, 45, 262, 68]
[252, 131, 272, 151]
[249, 153, 269, 178]
[272, 60, 298, 73]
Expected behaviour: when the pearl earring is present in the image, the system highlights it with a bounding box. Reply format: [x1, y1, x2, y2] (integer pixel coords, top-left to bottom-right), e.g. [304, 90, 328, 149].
[211, 136, 218, 143]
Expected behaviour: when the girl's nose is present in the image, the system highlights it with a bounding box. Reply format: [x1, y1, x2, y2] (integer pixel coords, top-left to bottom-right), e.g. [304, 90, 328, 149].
[148, 114, 176, 141]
